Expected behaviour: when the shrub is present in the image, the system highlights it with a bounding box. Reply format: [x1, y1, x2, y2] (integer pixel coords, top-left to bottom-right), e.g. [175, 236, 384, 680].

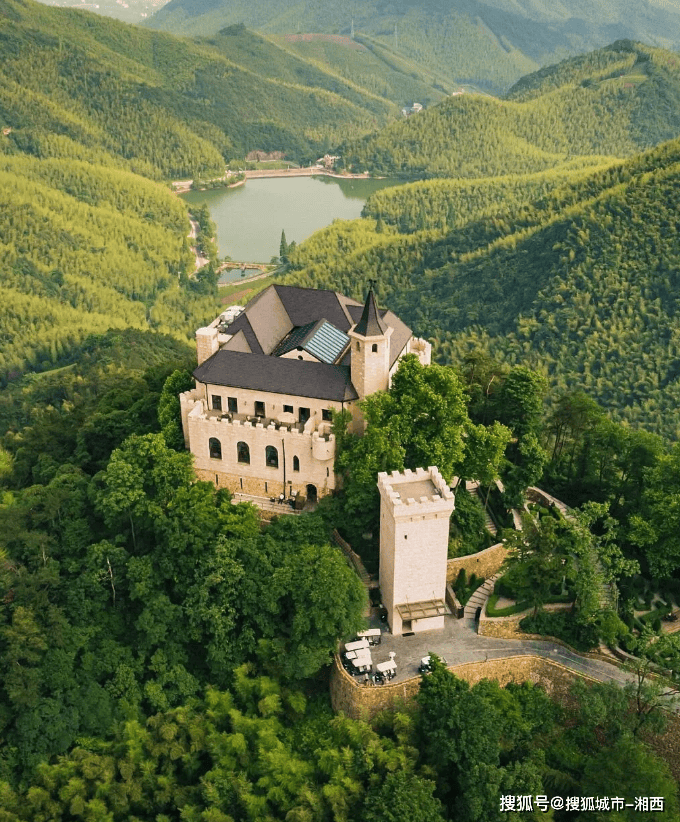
[520, 610, 598, 652]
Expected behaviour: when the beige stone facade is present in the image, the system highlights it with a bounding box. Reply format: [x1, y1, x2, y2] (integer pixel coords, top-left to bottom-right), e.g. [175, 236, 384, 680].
[378, 467, 455, 635]
[181, 386, 338, 500]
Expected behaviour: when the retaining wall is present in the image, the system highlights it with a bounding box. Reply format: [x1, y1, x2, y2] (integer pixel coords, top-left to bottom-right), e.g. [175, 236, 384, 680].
[330, 653, 680, 780]
[329, 653, 599, 721]
[447, 541, 508, 582]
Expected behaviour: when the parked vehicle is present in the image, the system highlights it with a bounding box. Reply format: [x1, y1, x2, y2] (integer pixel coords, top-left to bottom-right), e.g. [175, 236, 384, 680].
[418, 655, 447, 673]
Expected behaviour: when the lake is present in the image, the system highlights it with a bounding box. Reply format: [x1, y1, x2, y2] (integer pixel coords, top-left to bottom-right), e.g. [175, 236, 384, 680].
[181, 175, 399, 263]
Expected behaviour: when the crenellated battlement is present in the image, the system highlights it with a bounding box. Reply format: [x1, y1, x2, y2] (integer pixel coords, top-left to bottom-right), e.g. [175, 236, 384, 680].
[183, 393, 334, 445]
[378, 466, 454, 517]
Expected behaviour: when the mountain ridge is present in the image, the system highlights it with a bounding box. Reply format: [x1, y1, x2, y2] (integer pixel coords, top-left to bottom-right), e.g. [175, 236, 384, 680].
[144, 0, 680, 92]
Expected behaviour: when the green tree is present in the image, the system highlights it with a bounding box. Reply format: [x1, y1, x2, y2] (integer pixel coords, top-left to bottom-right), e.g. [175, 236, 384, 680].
[362, 771, 445, 822]
[158, 369, 194, 450]
[501, 513, 568, 615]
[629, 443, 680, 577]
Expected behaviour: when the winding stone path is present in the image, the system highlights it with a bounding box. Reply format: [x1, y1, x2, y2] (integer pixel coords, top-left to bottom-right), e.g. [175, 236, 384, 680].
[464, 573, 501, 620]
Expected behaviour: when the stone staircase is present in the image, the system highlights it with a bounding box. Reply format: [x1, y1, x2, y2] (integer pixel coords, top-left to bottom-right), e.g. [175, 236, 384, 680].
[468, 483, 498, 537]
[464, 572, 502, 620]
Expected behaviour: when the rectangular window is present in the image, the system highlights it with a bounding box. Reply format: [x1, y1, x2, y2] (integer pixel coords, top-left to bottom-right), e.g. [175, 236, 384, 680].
[299, 407, 310, 423]
[255, 401, 265, 417]
[228, 397, 238, 413]
[322, 409, 332, 421]
[283, 404, 294, 414]
[212, 395, 222, 411]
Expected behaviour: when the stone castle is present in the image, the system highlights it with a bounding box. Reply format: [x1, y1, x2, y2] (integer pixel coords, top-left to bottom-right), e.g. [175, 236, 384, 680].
[180, 284, 430, 502]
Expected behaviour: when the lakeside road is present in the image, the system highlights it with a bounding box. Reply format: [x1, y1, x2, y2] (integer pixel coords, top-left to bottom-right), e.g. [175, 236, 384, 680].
[243, 167, 374, 180]
[172, 167, 375, 191]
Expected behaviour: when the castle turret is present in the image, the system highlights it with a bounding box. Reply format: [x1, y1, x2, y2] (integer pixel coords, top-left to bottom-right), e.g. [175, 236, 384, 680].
[378, 467, 455, 635]
[348, 288, 392, 430]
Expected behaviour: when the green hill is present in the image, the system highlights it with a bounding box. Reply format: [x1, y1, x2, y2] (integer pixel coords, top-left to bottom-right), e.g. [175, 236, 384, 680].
[272, 32, 454, 109]
[340, 42, 680, 179]
[283, 137, 680, 440]
[0, 0, 405, 382]
[145, 0, 680, 93]
[0, 0, 396, 177]
[0, 153, 217, 383]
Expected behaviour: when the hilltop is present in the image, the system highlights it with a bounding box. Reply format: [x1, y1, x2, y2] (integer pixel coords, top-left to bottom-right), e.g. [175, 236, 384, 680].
[145, 0, 680, 93]
[340, 41, 680, 179]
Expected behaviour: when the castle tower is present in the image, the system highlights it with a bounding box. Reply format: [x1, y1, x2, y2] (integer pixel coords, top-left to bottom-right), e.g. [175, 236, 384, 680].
[348, 288, 392, 430]
[378, 467, 455, 635]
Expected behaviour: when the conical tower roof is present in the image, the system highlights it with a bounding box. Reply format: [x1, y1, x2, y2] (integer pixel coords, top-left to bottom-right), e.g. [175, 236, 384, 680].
[353, 287, 387, 337]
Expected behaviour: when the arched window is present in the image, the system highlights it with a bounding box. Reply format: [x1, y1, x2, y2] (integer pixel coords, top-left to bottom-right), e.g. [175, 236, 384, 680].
[372, 343, 378, 353]
[237, 441, 250, 464]
[265, 445, 279, 468]
[209, 438, 222, 460]
[293, 455, 300, 472]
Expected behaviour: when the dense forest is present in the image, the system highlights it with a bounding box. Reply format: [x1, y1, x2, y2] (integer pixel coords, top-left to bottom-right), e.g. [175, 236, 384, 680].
[145, 0, 680, 94]
[284, 136, 680, 440]
[2, 2, 680, 814]
[0, 0, 396, 177]
[1, 333, 680, 819]
[339, 42, 680, 178]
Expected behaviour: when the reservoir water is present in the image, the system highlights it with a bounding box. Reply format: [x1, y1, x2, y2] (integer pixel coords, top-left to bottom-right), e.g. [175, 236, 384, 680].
[181, 175, 399, 263]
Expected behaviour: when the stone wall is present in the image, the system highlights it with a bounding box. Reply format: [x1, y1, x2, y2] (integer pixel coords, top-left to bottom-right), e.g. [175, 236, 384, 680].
[329, 653, 599, 721]
[446, 541, 508, 583]
[329, 653, 680, 780]
[183, 394, 336, 499]
[478, 602, 572, 638]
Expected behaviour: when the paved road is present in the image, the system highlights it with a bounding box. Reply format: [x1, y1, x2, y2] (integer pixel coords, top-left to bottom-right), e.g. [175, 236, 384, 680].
[357, 611, 634, 689]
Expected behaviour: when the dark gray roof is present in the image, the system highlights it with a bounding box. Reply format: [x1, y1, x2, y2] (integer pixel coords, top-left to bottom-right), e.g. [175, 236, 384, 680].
[346, 304, 411, 368]
[273, 284, 359, 331]
[194, 350, 358, 402]
[353, 289, 387, 337]
[271, 320, 319, 358]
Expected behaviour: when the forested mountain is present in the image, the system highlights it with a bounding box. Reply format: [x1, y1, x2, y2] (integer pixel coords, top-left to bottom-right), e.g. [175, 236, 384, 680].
[284, 137, 680, 440]
[0, 0, 395, 177]
[145, 0, 680, 93]
[0, 0, 403, 382]
[340, 41, 680, 178]
[274, 32, 453, 110]
[0, 153, 219, 383]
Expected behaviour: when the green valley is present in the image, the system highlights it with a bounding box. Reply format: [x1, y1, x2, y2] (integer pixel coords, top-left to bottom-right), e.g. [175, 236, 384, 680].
[2, 4, 680, 816]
